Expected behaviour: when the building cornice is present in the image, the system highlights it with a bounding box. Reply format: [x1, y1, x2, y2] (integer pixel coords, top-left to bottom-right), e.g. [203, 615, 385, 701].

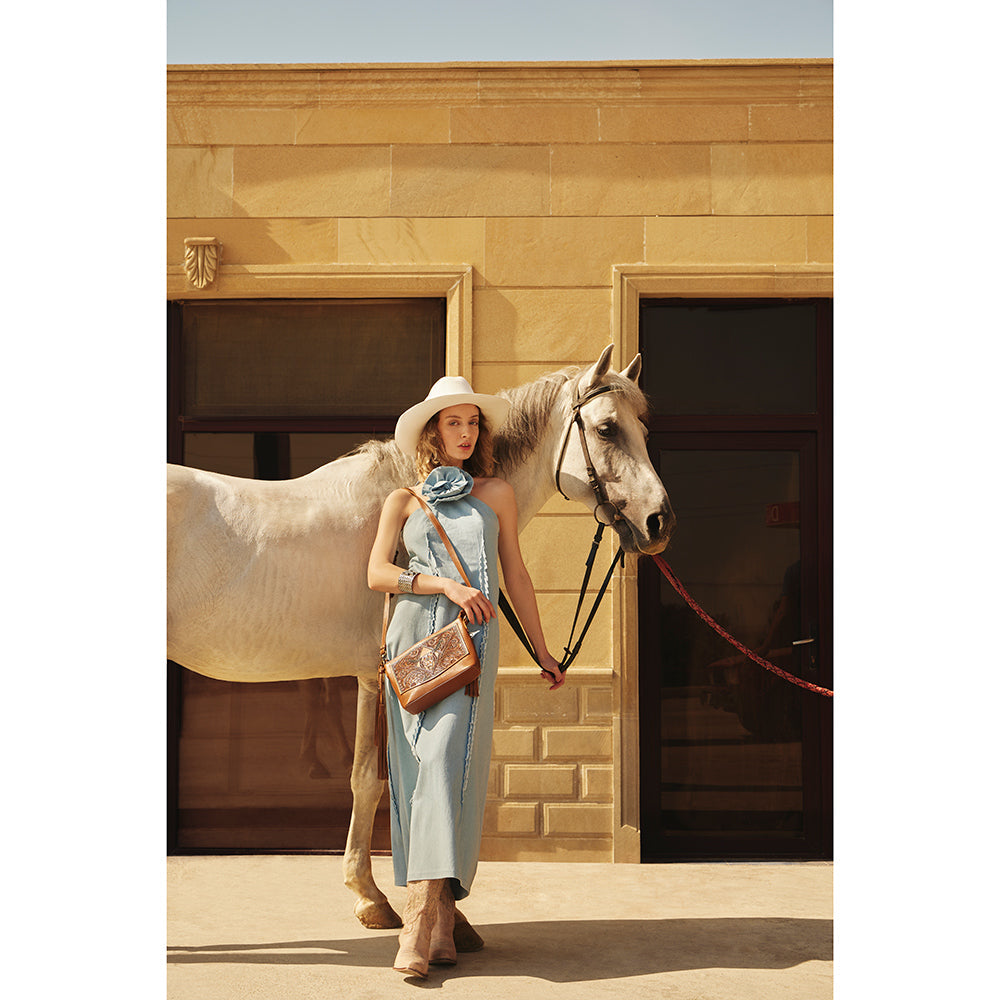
[167, 59, 832, 107]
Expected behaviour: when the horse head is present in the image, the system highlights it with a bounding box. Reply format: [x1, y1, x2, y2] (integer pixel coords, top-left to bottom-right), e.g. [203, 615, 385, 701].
[550, 345, 675, 555]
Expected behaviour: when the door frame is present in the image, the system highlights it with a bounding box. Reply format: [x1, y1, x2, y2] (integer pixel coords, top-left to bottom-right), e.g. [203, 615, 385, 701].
[610, 264, 833, 862]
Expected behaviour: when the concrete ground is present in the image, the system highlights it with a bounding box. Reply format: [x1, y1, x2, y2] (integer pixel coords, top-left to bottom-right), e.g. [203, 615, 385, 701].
[167, 855, 832, 999]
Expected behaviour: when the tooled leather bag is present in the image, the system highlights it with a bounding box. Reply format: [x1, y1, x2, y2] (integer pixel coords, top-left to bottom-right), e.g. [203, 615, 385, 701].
[375, 488, 481, 778]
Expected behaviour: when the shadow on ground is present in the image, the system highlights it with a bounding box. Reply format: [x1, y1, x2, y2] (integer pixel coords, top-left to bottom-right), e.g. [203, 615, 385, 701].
[168, 916, 832, 983]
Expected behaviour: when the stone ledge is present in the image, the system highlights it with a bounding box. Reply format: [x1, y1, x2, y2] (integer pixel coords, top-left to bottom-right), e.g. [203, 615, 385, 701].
[168, 61, 832, 108]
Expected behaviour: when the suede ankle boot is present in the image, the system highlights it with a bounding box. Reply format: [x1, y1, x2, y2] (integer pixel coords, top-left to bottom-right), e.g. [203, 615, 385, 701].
[393, 880, 437, 978]
[428, 880, 457, 966]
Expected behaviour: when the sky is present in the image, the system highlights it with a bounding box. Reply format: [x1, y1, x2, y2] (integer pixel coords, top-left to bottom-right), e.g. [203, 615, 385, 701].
[167, 0, 832, 64]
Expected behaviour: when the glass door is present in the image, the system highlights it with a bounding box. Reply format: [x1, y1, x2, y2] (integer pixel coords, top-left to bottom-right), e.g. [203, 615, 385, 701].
[638, 298, 832, 860]
[639, 434, 830, 858]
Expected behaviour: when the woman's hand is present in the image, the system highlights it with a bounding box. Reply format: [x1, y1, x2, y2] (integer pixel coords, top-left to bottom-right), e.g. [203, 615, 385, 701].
[539, 654, 565, 691]
[442, 579, 496, 626]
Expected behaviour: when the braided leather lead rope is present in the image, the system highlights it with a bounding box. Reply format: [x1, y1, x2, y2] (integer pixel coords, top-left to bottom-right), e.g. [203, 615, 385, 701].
[651, 553, 833, 698]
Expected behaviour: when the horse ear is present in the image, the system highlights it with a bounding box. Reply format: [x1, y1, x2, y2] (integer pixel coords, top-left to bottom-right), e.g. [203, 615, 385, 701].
[585, 344, 615, 390]
[621, 353, 641, 383]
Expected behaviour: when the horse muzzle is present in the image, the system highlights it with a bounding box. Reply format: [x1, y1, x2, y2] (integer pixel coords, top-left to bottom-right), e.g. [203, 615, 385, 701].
[614, 502, 676, 555]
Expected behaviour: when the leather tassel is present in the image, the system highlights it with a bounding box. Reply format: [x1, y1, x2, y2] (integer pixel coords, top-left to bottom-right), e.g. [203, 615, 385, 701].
[465, 676, 479, 698]
[375, 664, 388, 781]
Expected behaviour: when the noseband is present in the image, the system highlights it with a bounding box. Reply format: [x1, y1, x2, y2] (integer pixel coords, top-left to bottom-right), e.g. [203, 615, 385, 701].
[554, 383, 624, 526]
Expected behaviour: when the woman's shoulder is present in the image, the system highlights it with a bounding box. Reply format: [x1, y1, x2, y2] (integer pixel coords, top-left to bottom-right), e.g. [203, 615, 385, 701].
[472, 476, 513, 495]
[382, 486, 421, 511]
[471, 477, 515, 513]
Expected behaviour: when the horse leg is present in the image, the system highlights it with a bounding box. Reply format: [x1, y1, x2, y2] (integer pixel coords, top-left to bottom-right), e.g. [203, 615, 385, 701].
[298, 679, 331, 778]
[322, 678, 355, 765]
[344, 675, 401, 929]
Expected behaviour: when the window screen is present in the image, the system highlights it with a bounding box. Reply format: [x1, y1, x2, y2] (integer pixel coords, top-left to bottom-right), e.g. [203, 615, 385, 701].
[640, 300, 819, 416]
[180, 298, 445, 418]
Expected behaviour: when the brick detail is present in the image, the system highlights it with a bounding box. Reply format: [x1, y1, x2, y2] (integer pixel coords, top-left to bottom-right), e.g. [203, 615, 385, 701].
[492, 726, 536, 759]
[494, 802, 539, 835]
[501, 685, 579, 724]
[582, 765, 614, 802]
[544, 803, 613, 836]
[542, 726, 612, 760]
[583, 686, 613, 721]
[503, 764, 575, 799]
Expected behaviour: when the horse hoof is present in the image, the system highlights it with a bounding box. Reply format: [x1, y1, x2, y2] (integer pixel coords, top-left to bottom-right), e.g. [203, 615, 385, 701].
[355, 899, 403, 930]
[454, 909, 484, 952]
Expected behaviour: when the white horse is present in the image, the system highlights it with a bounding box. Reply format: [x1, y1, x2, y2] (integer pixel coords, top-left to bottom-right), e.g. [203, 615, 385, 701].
[167, 346, 674, 941]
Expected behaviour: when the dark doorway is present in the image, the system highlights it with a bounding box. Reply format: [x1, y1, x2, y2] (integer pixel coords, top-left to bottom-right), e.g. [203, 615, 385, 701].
[167, 298, 446, 853]
[638, 299, 832, 860]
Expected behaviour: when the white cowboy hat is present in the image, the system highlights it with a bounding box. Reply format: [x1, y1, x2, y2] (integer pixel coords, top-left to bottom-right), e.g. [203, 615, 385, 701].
[394, 376, 511, 457]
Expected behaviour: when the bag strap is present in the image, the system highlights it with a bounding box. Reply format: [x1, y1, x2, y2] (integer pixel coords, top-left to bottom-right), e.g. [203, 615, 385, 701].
[404, 487, 474, 588]
[380, 486, 475, 658]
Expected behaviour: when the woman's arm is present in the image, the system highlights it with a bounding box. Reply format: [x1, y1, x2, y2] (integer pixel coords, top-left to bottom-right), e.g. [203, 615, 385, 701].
[367, 488, 496, 625]
[486, 480, 566, 690]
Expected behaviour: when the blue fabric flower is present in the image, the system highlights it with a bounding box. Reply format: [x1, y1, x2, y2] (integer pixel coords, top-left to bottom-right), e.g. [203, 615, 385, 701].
[421, 466, 474, 506]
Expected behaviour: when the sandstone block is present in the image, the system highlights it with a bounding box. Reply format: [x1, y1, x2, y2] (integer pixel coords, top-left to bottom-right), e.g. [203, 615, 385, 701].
[472, 288, 611, 363]
[494, 802, 539, 835]
[337, 218, 485, 268]
[295, 107, 450, 144]
[543, 803, 613, 836]
[168, 108, 296, 146]
[551, 145, 711, 216]
[645, 216, 809, 265]
[515, 515, 619, 592]
[749, 103, 833, 142]
[232, 146, 390, 218]
[599, 104, 748, 143]
[498, 595, 612, 669]
[711, 143, 833, 215]
[807, 215, 833, 263]
[492, 726, 537, 760]
[484, 217, 644, 287]
[167, 147, 234, 218]
[582, 765, 614, 802]
[390, 146, 550, 217]
[583, 686, 614, 721]
[450, 105, 598, 144]
[503, 764, 575, 798]
[542, 726, 612, 760]
[502, 685, 579, 724]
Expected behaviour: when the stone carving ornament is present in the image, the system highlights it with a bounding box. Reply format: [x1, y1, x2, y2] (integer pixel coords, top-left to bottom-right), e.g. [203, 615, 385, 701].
[183, 237, 221, 289]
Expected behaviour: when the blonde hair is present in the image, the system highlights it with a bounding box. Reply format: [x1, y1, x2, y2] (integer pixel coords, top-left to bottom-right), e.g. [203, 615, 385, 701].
[415, 409, 495, 479]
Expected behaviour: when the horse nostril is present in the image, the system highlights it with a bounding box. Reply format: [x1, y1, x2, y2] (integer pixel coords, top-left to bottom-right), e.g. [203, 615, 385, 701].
[647, 507, 676, 540]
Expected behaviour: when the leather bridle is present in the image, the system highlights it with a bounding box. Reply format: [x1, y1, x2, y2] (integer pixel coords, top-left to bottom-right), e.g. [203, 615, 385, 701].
[498, 380, 627, 678]
[554, 382, 625, 527]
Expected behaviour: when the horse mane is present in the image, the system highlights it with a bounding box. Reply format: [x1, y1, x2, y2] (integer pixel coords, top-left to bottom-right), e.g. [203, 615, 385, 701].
[493, 364, 650, 480]
[341, 364, 650, 484]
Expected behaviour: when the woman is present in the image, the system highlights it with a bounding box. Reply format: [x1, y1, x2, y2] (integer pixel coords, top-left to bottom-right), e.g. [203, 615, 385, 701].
[368, 375, 564, 978]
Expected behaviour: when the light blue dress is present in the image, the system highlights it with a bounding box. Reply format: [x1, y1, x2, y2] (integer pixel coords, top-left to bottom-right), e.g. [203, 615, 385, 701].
[383, 466, 500, 901]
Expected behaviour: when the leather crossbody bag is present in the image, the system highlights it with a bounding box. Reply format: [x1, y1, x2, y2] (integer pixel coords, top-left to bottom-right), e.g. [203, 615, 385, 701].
[375, 488, 482, 778]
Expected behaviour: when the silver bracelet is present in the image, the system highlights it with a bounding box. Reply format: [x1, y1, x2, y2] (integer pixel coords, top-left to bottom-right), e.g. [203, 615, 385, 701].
[397, 570, 417, 594]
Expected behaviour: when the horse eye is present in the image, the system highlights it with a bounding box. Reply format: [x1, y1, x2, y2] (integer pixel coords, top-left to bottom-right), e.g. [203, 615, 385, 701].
[596, 422, 618, 439]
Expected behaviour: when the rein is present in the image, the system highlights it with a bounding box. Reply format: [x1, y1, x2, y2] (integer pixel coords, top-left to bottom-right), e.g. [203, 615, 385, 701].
[500, 381, 626, 679]
[652, 553, 833, 698]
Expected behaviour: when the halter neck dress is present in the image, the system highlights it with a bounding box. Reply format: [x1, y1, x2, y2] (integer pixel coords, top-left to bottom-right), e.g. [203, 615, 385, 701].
[383, 466, 500, 901]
